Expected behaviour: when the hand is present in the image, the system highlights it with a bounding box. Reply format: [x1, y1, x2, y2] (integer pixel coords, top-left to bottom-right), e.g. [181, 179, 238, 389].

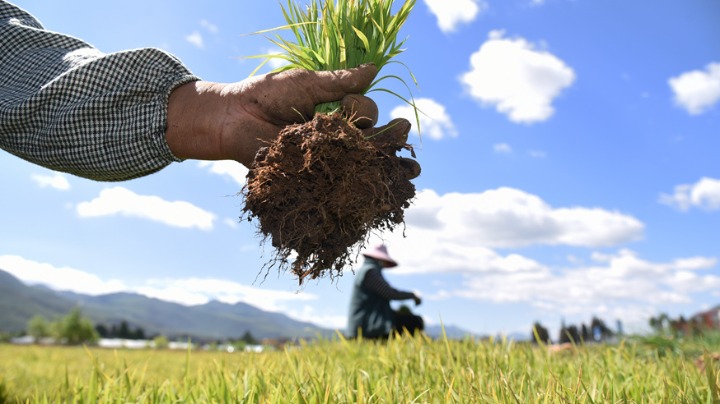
[365, 118, 421, 179]
[166, 64, 380, 167]
[413, 294, 422, 306]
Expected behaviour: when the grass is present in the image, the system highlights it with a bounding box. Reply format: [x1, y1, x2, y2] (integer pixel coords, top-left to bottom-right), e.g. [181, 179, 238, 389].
[250, 0, 419, 120]
[1, 333, 719, 403]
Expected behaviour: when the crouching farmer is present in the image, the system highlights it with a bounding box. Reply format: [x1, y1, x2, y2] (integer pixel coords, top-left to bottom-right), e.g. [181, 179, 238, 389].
[347, 244, 424, 339]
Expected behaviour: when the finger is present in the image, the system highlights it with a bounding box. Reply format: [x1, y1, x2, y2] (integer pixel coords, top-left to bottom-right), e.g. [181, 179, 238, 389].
[364, 118, 411, 148]
[399, 157, 421, 179]
[341, 94, 378, 129]
[310, 63, 378, 104]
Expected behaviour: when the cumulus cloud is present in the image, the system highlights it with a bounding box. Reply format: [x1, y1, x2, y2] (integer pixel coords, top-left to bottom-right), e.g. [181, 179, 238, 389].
[136, 278, 315, 312]
[76, 187, 216, 230]
[30, 172, 70, 191]
[198, 160, 249, 186]
[0, 255, 126, 295]
[284, 305, 348, 330]
[185, 31, 204, 48]
[669, 62, 720, 115]
[461, 30, 575, 123]
[445, 249, 719, 313]
[660, 177, 720, 211]
[528, 150, 547, 158]
[494, 143, 512, 154]
[389, 188, 643, 252]
[200, 19, 219, 33]
[424, 0, 487, 33]
[390, 98, 457, 140]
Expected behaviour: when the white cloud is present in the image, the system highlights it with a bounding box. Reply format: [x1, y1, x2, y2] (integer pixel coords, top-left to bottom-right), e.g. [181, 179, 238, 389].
[461, 30, 575, 123]
[285, 305, 347, 330]
[186, 31, 204, 48]
[528, 150, 547, 158]
[223, 218, 239, 229]
[30, 172, 70, 191]
[475, 249, 717, 305]
[263, 48, 292, 70]
[426, 248, 718, 328]
[136, 278, 315, 312]
[494, 143, 512, 153]
[200, 19, 219, 33]
[198, 160, 248, 187]
[0, 255, 126, 295]
[388, 188, 643, 252]
[390, 98, 457, 140]
[0, 254, 322, 324]
[76, 187, 216, 230]
[669, 62, 720, 115]
[660, 177, 720, 211]
[424, 0, 487, 33]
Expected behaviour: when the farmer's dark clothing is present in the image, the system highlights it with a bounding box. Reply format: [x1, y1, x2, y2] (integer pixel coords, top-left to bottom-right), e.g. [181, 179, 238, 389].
[347, 257, 422, 338]
[0, 1, 200, 181]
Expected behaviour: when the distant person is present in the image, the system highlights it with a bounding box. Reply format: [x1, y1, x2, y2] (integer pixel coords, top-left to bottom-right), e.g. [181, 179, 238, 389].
[347, 244, 423, 339]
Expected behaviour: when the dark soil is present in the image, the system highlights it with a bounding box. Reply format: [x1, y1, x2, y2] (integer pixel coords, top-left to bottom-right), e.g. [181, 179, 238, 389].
[242, 113, 416, 284]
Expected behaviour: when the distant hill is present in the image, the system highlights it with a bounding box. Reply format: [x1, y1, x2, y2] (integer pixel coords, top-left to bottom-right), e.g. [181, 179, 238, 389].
[0, 268, 479, 341]
[0, 268, 331, 340]
[424, 324, 479, 340]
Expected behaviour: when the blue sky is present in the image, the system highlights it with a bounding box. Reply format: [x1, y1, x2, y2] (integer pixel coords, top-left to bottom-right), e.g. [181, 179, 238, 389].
[2, 0, 719, 338]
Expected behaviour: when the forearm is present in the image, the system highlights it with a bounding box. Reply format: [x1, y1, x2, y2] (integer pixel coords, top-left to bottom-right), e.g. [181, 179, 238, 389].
[363, 269, 416, 301]
[0, 1, 199, 181]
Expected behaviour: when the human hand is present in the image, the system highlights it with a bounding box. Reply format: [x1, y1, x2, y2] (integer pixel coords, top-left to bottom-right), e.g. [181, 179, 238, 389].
[166, 64, 420, 180]
[166, 64, 379, 167]
[413, 294, 422, 306]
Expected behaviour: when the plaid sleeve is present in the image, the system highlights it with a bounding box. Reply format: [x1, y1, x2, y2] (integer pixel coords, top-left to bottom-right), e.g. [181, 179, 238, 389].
[0, 1, 200, 181]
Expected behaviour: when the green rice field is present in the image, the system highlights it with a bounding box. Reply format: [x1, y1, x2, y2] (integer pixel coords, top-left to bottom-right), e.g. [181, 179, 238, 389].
[1, 334, 718, 403]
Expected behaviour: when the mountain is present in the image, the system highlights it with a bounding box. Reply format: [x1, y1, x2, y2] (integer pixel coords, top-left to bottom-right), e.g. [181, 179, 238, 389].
[424, 324, 480, 340]
[0, 268, 479, 340]
[0, 268, 331, 340]
[0, 269, 76, 330]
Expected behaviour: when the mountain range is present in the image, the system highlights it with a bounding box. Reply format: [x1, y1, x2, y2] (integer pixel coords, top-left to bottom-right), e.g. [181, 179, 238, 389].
[0, 268, 475, 340]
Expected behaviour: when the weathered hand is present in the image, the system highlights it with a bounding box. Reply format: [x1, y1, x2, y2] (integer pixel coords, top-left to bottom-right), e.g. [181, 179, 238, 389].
[366, 118, 421, 179]
[166, 64, 378, 167]
[220, 64, 381, 166]
[166, 63, 420, 179]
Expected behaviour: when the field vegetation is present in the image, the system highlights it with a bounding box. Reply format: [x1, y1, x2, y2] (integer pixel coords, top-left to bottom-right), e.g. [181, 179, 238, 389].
[1, 332, 719, 403]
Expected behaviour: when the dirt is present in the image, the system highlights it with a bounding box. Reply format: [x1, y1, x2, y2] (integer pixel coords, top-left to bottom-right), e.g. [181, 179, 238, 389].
[242, 113, 416, 284]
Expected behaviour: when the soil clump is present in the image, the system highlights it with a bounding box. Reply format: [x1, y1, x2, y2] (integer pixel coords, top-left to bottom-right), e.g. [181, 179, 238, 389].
[242, 113, 416, 283]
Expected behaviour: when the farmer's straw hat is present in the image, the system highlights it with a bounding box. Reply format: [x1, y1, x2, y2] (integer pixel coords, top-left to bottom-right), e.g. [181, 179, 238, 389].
[362, 244, 398, 267]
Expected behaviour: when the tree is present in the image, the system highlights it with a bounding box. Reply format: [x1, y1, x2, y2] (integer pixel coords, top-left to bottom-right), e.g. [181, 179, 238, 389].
[27, 315, 51, 341]
[56, 308, 98, 345]
[531, 322, 550, 344]
[240, 331, 258, 345]
[117, 321, 132, 339]
[153, 335, 169, 349]
[95, 324, 109, 338]
[590, 317, 614, 342]
[559, 325, 580, 344]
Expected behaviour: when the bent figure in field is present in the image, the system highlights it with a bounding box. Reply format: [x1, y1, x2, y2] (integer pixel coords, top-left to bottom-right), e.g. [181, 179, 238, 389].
[347, 244, 424, 339]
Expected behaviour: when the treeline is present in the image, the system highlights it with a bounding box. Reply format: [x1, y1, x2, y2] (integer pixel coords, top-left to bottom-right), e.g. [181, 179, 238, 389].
[20, 308, 266, 348]
[531, 316, 616, 345]
[27, 308, 98, 345]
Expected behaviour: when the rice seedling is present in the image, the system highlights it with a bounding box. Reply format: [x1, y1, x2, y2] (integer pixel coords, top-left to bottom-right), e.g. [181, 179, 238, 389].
[250, 0, 419, 119]
[241, 0, 421, 283]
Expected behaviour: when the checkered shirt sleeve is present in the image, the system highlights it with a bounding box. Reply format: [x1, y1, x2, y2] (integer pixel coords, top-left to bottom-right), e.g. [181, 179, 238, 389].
[0, 1, 200, 181]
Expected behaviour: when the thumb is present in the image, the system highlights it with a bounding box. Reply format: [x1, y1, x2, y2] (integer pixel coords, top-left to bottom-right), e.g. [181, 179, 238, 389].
[310, 63, 378, 104]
